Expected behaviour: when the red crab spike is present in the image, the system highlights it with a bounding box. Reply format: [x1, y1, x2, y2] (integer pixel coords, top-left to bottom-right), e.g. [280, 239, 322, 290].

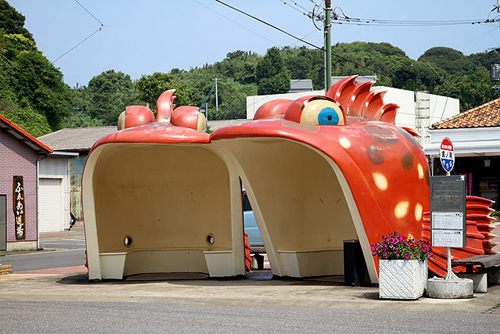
[378, 103, 399, 124]
[362, 90, 386, 120]
[347, 81, 373, 118]
[123, 106, 155, 129]
[171, 106, 200, 131]
[156, 89, 176, 123]
[326, 75, 357, 113]
[402, 127, 421, 138]
[254, 99, 293, 120]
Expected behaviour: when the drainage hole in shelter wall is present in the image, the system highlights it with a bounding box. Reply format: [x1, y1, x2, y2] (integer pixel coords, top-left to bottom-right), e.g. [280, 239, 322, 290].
[206, 233, 215, 246]
[124, 236, 133, 248]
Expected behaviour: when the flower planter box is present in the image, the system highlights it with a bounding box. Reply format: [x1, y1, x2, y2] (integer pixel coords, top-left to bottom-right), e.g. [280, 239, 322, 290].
[379, 259, 427, 300]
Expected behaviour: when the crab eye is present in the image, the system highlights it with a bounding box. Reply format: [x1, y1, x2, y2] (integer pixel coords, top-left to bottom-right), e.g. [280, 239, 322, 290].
[300, 99, 344, 126]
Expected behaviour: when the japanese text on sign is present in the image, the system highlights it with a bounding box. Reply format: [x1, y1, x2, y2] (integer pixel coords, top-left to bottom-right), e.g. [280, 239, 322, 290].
[432, 212, 463, 230]
[432, 230, 464, 248]
[13, 176, 25, 240]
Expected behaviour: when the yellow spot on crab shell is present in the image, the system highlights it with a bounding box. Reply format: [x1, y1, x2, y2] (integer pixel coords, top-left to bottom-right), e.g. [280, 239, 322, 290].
[395, 201, 409, 219]
[339, 137, 351, 149]
[415, 203, 423, 221]
[373, 173, 388, 190]
[417, 164, 424, 179]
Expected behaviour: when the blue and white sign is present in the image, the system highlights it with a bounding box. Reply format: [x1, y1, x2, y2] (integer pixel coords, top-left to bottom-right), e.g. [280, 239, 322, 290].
[440, 137, 455, 173]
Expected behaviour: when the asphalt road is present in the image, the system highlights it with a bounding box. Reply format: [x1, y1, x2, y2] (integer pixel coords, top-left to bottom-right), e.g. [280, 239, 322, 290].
[0, 301, 498, 333]
[0, 249, 86, 272]
[1, 227, 499, 333]
[0, 227, 86, 272]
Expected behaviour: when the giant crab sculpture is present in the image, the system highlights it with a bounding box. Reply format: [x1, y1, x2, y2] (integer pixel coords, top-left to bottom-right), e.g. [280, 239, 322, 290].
[82, 76, 430, 282]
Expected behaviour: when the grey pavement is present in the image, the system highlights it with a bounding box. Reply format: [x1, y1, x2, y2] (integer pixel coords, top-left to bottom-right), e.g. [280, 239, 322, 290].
[0, 227, 499, 318]
[0, 270, 499, 314]
[0, 300, 498, 334]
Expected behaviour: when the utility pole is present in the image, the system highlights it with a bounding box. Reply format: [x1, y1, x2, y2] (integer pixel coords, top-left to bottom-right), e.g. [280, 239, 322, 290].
[215, 77, 219, 111]
[324, 0, 332, 92]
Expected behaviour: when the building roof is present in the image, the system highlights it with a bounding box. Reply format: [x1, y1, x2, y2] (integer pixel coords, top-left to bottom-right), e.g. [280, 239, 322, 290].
[431, 97, 500, 129]
[289, 79, 313, 93]
[37, 120, 252, 152]
[0, 115, 53, 155]
[38, 126, 116, 152]
[208, 119, 250, 131]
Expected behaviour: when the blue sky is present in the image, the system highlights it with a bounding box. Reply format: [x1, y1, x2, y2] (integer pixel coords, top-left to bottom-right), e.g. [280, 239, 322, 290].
[8, 0, 500, 87]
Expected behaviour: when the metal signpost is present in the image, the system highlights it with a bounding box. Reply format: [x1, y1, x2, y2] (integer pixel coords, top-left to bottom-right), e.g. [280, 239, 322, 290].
[431, 138, 466, 279]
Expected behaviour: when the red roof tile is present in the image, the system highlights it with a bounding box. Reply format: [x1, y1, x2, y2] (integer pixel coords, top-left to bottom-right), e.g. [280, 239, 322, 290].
[431, 97, 500, 129]
[0, 114, 53, 154]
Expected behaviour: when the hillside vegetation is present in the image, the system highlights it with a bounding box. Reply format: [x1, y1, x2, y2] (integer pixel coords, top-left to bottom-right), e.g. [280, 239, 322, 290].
[1, 1, 499, 135]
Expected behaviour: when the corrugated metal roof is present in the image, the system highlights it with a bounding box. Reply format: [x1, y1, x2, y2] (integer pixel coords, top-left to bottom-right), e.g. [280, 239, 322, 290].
[431, 97, 500, 129]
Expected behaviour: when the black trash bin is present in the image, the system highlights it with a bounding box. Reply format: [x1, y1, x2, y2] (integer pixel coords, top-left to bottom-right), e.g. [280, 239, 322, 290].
[343, 239, 367, 286]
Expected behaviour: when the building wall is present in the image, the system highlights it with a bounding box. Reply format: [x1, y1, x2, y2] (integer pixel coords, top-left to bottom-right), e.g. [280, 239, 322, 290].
[246, 90, 325, 120]
[0, 128, 39, 249]
[70, 154, 87, 220]
[39, 156, 71, 231]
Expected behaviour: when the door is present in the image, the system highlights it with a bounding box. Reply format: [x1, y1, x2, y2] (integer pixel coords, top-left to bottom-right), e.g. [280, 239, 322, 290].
[0, 195, 6, 251]
[39, 179, 62, 232]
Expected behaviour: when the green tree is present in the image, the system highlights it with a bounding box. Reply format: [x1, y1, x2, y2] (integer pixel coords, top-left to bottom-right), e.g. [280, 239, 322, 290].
[208, 79, 257, 120]
[0, 0, 34, 42]
[282, 47, 312, 79]
[0, 34, 70, 133]
[0, 1, 71, 135]
[434, 67, 495, 112]
[0, 98, 51, 137]
[255, 47, 290, 95]
[63, 85, 105, 128]
[418, 47, 474, 75]
[135, 72, 191, 110]
[88, 70, 137, 125]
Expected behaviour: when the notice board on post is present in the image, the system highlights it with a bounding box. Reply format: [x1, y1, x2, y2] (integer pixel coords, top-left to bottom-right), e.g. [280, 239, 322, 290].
[430, 175, 466, 248]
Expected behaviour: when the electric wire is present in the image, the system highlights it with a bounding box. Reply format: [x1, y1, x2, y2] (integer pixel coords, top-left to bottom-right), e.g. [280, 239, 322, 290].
[51, 27, 102, 64]
[277, 0, 309, 17]
[50, 0, 105, 64]
[74, 0, 105, 26]
[215, 0, 322, 50]
[193, 0, 281, 46]
[455, 25, 500, 49]
[332, 15, 500, 27]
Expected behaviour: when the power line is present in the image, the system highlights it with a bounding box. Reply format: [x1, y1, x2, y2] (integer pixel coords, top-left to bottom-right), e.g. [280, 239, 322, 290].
[331, 11, 500, 27]
[51, 1, 105, 64]
[74, 0, 105, 27]
[455, 25, 500, 49]
[193, 0, 281, 46]
[277, 0, 309, 17]
[215, 0, 322, 50]
[51, 27, 102, 64]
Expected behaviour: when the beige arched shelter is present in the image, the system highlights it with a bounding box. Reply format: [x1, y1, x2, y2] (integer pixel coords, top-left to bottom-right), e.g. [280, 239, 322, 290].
[212, 137, 373, 281]
[83, 142, 247, 280]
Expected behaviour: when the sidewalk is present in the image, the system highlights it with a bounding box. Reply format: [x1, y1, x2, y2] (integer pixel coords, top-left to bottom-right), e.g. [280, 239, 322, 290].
[1, 226, 499, 313]
[39, 226, 85, 243]
[0, 269, 499, 313]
